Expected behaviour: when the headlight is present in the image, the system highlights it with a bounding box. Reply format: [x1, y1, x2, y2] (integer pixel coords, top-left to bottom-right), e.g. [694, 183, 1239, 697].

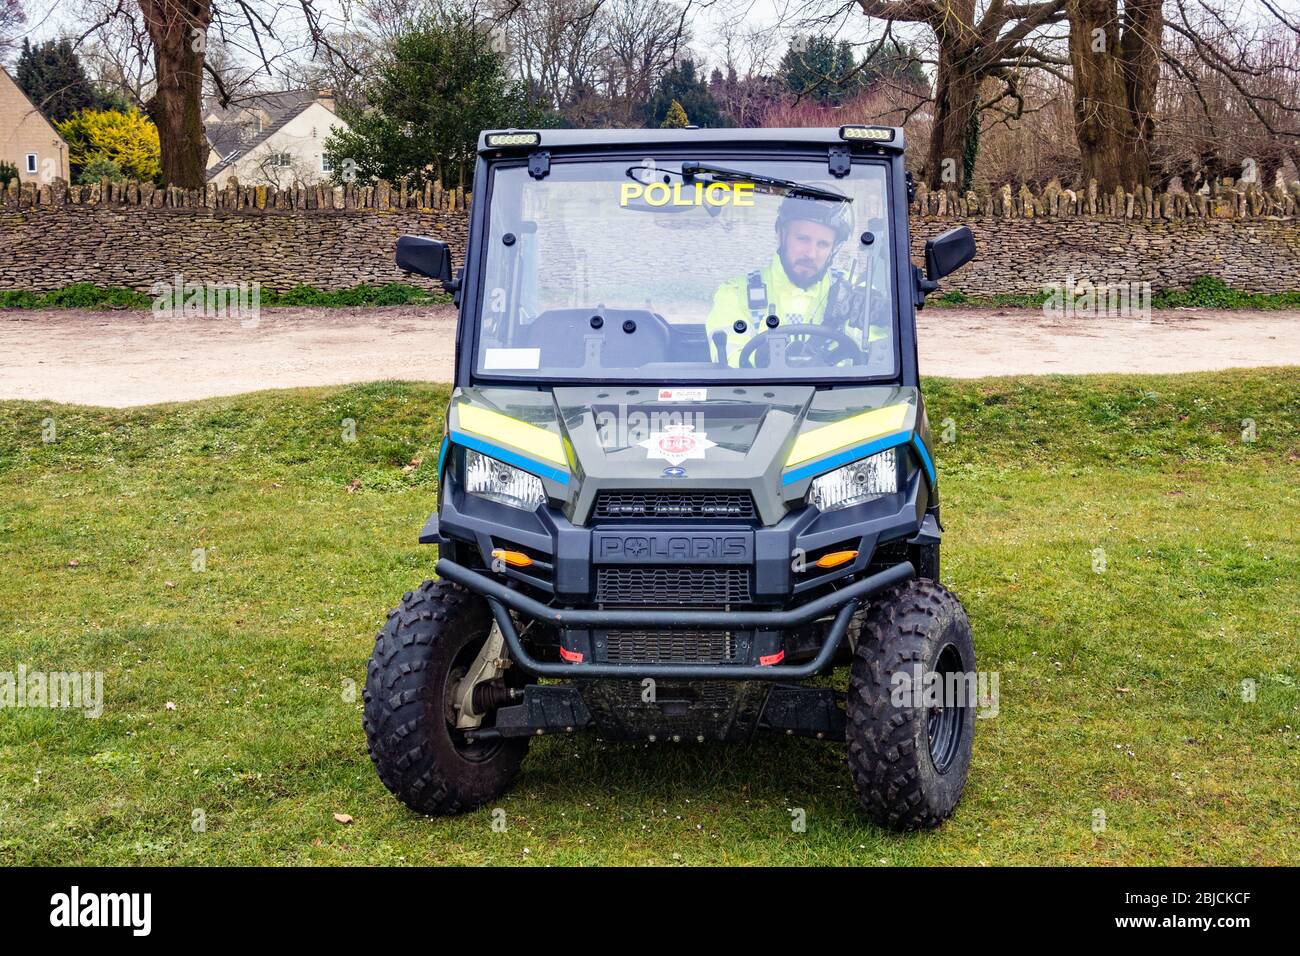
[808, 449, 897, 512]
[464, 449, 545, 510]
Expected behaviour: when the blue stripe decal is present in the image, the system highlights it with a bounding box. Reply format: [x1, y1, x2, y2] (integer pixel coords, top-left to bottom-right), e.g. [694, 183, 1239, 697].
[449, 430, 570, 485]
[437, 434, 450, 480]
[782, 430, 912, 485]
[912, 435, 937, 487]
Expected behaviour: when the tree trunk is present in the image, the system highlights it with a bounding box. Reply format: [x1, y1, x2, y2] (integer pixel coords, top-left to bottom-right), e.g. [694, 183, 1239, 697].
[1069, 0, 1161, 192]
[139, 0, 210, 189]
[925, 30, 981, 191]
[1118, 0, 1162, 189]
[1069, 0, 1130, 192]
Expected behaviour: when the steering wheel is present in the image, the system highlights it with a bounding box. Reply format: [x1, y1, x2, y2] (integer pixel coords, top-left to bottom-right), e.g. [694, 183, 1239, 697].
[737, 324, 864, 369]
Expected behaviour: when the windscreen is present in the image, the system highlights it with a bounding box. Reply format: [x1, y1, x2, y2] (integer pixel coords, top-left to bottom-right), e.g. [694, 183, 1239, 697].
[475, 155, 897, 381]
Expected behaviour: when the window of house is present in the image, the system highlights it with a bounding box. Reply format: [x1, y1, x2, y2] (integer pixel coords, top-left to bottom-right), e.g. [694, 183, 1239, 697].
[268, 153, 292, 168]
[321, 154, 332, 173]
[25, 153, 38, 174]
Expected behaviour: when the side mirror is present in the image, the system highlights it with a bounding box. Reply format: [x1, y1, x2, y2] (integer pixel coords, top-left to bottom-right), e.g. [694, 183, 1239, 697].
[395, 235, 452, 283]
[924, 225, 976, 281]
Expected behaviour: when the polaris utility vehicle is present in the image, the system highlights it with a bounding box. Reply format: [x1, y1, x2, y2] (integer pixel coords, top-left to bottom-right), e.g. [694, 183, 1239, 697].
[365, 125, 979, 829]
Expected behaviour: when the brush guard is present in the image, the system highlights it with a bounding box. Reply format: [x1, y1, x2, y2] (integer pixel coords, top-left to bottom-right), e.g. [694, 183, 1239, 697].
[434, 557, 914, 680]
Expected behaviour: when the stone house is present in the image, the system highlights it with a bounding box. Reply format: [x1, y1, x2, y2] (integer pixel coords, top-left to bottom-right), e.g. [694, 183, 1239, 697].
[0, 65, 70, 184]
[204, 89, 349, 188]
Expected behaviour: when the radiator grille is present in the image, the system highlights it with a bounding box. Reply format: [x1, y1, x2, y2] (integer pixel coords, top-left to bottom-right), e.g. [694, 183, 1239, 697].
[596, 566, 751, 607]
[604, 630, 737, 664]
[593, 491, 756, 521]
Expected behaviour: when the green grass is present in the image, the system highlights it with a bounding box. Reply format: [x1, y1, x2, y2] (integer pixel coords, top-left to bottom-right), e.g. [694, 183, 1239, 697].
[929, 276, 1300, 310]
[0, 282, 450, 310]
[1, 371, 1297, 865]
[930, 289, 1056, 309]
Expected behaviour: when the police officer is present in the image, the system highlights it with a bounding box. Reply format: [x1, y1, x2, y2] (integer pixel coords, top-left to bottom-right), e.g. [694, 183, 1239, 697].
[706, 194, 883, 367]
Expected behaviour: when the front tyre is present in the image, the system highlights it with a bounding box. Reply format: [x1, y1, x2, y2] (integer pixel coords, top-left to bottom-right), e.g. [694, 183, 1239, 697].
[846, 579, 975, 830]
[363, 579, 528, 815]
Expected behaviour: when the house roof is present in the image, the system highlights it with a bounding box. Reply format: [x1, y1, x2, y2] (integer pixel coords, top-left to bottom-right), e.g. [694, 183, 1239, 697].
[204, 89, 334, 181]
[204, 89, 321, 128]
[0, 64, 70, 149]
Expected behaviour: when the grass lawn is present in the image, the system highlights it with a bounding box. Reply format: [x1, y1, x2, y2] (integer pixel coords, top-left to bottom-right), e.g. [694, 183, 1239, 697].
[0, 370, 1297, 865]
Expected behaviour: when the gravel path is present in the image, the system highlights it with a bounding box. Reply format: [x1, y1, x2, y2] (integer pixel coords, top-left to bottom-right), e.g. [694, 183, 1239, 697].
[2, 304, 1297, 407]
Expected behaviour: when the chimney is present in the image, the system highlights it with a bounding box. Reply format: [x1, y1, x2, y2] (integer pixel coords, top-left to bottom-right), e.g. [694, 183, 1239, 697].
[316, 89, 336, 113]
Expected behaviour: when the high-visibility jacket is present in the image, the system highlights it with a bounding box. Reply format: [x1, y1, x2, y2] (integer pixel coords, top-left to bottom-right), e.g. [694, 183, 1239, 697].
[705, 253, 886, 366]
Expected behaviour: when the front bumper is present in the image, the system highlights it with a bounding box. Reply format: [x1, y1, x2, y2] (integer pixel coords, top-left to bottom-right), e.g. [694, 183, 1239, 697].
[428, 462, 930, 603]
[436, 557, 914, 679]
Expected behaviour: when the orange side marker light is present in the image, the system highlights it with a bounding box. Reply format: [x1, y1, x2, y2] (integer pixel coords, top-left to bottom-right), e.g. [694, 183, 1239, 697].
[491, 548, 533, 568]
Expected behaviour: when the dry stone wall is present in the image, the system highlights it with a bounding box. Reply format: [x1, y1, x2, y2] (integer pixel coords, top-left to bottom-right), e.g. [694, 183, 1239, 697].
[0, 178, 470, 293]
[2, 174, 1298, 296]
[907, 177, 1300, 296]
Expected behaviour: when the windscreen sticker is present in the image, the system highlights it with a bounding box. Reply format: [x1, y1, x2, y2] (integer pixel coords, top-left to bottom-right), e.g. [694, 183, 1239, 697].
[483, 347, 541, 370]
[657, 387, 707, 402]
[638, 423, 716, 467]
[620, 181, 755, 208]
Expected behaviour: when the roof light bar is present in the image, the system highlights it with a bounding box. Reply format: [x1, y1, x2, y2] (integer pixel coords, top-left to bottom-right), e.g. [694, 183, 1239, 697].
[839, 125, 895, 143]
[485, 131, 541, 148]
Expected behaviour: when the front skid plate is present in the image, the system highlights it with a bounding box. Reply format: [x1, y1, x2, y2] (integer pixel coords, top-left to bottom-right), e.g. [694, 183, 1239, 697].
[483, 682, 846, 743]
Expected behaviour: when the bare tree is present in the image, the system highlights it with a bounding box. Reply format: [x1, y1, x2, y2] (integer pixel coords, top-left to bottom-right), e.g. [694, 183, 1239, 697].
[499, 0, 607, 110]
[279, 27, 375, 117]
[974, 69, 1080, 185]
[1, 0, 25, 62]
[490, 0, 693, 123]
[852, 0, 1070, 190]
[602, 0, 690, 114]
[1159, 1, 1300, 185]
[1158, 13, 1300, 189]
[708, 17, 784, 127]
[79, 5, 155, 109]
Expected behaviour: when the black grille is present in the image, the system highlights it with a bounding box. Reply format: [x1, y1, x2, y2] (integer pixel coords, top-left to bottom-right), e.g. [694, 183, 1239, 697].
[593, 491, 756, 521]
[604, 630, 737, 664]
[596, 566, 751, 606]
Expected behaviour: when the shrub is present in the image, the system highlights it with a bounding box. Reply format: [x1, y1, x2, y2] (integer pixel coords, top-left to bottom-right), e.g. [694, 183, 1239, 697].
[1151, 276, 1300, 310]
[266, 285, 331, 306]
[37, 283, 151, 308]
[76, 157, 126, 185]
[0, 290, 41, 308]
[56, 108, 162, 184]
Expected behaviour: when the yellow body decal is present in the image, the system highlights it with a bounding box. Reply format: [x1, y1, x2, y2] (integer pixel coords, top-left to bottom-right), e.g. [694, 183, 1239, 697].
[786, 403, 912, 466]
[454, 405, 567, 465]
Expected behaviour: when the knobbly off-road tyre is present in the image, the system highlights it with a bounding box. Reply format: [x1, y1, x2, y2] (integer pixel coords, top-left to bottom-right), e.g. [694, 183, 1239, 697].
[363, 579, 528, 815]
[846, 578, 975, 830]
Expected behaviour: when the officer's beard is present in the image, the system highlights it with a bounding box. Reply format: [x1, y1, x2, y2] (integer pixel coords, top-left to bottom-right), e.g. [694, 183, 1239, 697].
[778, 247, 834, 290]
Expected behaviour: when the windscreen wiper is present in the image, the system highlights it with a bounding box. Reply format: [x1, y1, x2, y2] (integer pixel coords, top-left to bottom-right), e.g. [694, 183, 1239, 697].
[680, 161, 851, 203]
